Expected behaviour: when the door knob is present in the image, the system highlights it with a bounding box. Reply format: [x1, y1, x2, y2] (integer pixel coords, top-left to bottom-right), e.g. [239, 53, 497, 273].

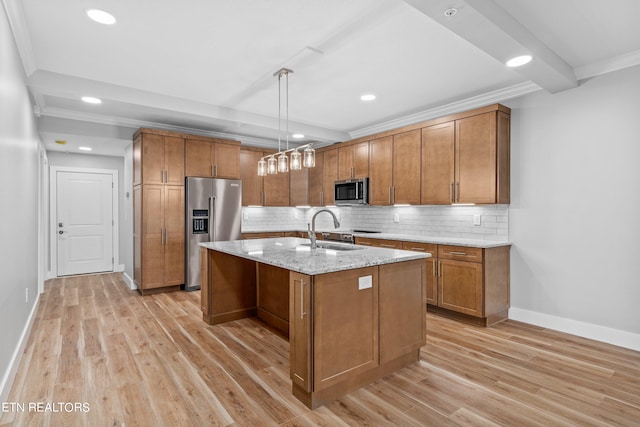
[58, 230, 64, 235]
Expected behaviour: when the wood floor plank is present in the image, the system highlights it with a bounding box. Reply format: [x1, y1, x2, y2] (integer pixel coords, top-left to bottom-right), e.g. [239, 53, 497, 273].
[2, 272, 639, 427]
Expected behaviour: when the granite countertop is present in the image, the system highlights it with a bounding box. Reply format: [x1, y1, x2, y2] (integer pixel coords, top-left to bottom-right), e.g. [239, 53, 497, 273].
[200, 237, 430, 276]
[241, 228, 510, 249]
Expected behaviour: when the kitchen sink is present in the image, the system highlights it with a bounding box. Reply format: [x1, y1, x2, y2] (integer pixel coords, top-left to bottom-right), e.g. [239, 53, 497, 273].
[298, 242, 365, 251]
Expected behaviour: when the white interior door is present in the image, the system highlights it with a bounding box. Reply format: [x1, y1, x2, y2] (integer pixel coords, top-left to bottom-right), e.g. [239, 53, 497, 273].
[57, 171, 114, 276]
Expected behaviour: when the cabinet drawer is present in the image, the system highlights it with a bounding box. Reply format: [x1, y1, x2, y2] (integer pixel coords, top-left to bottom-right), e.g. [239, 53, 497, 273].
[355, 237, 402, 249]
[438, 245, 483, 263]
[242, 232, 284, 239]
[401, 241, 437, 256]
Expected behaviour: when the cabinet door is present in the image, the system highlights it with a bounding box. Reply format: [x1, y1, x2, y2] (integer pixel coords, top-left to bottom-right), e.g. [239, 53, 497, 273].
[456, 112, 497, 204]
[337, 145, 354, 180]
[141, 185, 165, 288]
[290, 167, 309, 206]
[264, 170, 290, 206]
[422, 122, 455, 204]
[393, 130, 421, 205]
[313, 267, 378, 392]
[308, 153, 324, 206]
[142, 134, 165, 185]
[438, 259, 483, 317]
[402, 242, 437, 306]
[353, 141, 370, 178]
[379, 260, 425, 363]
[133, 186, 142, 287]
[369, 136, 393, 205]
[164, 185, 184, 286]
[213, 143, 240, 179]
[290, 272, 312, 392]
[240, 150, 264, 206]
[322, 149, 338, 206]
[185, 139, 213, 177]
[164, 136, 185, 185]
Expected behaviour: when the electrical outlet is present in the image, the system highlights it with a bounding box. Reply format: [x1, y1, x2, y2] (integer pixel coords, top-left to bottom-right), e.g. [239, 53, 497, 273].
[473, 215, 481, 226]
[25, 288, 28, 303]
[393, 213, 400, 223]
[243, 210, 249, 220]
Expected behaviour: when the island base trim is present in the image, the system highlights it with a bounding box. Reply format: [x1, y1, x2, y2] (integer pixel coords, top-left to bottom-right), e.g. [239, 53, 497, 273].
[293, 349, 420, 410]
[137, 285, 181, 296]
[203, 307, 258, 325]
[427, 304, 508, 326]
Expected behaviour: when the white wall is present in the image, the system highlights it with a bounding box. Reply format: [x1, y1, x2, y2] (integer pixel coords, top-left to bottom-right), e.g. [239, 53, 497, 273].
[505, 65, 640, 348]
[0, 4, 43, 400]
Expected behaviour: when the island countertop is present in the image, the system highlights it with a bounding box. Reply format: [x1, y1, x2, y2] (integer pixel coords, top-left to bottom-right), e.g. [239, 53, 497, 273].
[199, 237, 430, 276]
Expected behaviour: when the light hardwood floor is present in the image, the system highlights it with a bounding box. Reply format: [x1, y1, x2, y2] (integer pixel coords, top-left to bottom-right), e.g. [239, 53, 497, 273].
[1, 273, 638, 426]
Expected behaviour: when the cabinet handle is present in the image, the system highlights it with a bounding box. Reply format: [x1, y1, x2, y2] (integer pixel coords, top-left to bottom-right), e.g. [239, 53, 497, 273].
[392, 186, 395, 204]
[160, 171, 164, 183]
[455, 182, 460, 202]
[381, 244, 396, 248]
[320, 191, 324, 206]
[409, 247, 425, 251]
[388, 187, 392, 204]
[299, 279, 307, 319]
[432, 259, 436, 276]
[448, 251, 467, 256]
[165, 170, 169, 183]
[351, 166, 354, 178]
[450, 182, 454, 203]
[438, 261, 441, 277]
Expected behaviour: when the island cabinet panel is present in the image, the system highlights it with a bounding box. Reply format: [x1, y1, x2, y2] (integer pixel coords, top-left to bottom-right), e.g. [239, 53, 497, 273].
[312, 266, 379, 392]
[257, 264, 290, 337]
[202, 250, 257, 325]
[379, 260, 426, 363]
[290, 272, 312, 393]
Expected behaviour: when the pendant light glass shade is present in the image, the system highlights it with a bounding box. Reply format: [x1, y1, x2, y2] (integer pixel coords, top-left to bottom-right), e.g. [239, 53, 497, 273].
[278, 152, 289, 172]
[303, 146, 316, 168]
[290, 149, 302, 170]
[267, 156, 278, 175]
[257, 158, 267, 176]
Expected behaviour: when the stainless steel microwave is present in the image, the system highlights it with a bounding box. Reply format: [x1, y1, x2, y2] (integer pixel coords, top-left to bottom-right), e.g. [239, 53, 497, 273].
[334, 178, 369, 205]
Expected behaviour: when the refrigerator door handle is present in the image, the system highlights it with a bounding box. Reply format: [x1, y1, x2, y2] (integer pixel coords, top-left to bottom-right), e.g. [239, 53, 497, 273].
[208, 196, 216, 242]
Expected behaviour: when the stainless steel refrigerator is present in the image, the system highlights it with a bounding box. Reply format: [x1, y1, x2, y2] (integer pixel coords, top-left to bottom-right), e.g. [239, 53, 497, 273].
[185, 177, 242, 291]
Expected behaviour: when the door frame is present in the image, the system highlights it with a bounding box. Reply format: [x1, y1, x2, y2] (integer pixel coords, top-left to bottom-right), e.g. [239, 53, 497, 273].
[49, 166, 120, 278]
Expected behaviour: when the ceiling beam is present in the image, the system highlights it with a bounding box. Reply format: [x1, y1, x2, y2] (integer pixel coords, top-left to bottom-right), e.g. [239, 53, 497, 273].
[403, 0, 578, 93]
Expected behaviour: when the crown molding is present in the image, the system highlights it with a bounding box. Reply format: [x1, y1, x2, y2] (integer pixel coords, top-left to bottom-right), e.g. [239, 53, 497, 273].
[349, 81, 540, 139]
[2, 0, 37, 76]
[574, 49, 640, 81]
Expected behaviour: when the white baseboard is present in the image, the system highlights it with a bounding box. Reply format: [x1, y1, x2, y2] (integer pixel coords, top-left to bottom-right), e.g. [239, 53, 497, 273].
[114, 264, 125, 273]
[509, 307, 640, 352]
[123, 271, 137, 290]
[0, 294, 40, 403]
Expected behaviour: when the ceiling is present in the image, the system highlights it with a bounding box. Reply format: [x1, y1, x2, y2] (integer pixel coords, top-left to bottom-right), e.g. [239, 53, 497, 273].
[5, 0, 640, 157]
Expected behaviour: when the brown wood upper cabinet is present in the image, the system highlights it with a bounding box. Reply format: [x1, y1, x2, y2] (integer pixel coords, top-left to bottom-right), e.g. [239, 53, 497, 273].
[185, 138, 240, 179]
[133, 132, 184, 186]
[369, 130, 421, 205]
[421, 110, 510, 204]
[338, 141, 369, 180]
[308, 151, 324, 206]
[240, 149, 263, 206]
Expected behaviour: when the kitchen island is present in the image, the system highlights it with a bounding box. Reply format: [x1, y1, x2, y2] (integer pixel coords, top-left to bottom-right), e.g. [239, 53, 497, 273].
[199, 237, 429, 409]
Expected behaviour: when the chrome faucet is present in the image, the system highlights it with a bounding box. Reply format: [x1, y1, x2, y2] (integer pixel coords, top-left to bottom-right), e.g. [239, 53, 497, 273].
[307, 209, 340, 249]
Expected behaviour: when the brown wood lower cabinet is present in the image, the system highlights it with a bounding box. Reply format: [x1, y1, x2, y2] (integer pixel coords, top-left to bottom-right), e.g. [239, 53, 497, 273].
[356, 237, 510, 326]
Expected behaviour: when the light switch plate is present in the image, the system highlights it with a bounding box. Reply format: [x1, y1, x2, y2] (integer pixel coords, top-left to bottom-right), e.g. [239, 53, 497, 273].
[243, 211, 249, 220]
[393, 213, 400, 223]
[473, 214, 481, 226]
[358, 275, 372, 290]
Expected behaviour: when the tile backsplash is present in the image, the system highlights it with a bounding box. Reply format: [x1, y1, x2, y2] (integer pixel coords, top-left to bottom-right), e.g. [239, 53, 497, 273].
[242, 205, 508, 242]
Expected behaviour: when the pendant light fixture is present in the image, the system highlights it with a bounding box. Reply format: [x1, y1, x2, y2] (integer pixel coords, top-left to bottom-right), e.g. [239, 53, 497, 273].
[257, 68, 315, 176]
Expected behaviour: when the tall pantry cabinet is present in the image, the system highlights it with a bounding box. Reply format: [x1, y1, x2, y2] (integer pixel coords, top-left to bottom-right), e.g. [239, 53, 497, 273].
[133, 129, 185, 294]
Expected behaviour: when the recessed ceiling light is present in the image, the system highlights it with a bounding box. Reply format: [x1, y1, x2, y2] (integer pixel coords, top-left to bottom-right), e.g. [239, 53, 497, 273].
[360, 94, 376, 101]
[81, 96, 102, 104]
[78, 147, 93, 151]
[506, 55, 532, 67]
[444, 8, 458, 17]
[86, 9, 116, 25]
[292, 133, 305, 139]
